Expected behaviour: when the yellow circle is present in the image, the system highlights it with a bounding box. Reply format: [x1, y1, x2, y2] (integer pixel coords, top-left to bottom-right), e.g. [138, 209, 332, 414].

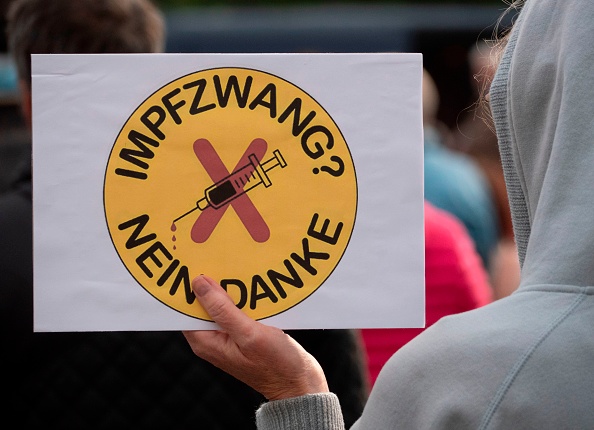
[104, 67, 357, 321]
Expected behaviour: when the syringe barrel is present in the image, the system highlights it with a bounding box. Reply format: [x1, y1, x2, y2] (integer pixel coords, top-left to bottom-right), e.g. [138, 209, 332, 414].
[203, 160, 263, 209]
[205, 180, 237, 207]
[196, 149, 287, 210]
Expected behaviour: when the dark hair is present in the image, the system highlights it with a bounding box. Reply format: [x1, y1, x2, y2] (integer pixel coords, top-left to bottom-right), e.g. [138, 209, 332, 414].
[6, 0, 165, 86]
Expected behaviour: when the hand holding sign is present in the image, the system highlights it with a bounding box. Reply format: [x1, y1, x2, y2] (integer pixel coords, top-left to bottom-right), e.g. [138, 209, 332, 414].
[183, 275, 329, 401]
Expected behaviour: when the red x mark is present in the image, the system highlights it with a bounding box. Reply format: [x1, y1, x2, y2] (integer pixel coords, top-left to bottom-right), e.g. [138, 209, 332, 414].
[191, 138, 270, 243]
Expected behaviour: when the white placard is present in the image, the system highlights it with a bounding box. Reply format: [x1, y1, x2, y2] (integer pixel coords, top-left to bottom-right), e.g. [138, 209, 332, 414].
[32, 53, 424, 331]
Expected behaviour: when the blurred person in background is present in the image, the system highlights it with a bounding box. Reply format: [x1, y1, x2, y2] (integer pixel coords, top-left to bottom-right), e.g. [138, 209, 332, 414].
[422, 68, 499, 271]
[0, 0, 368, 427]
[452, 40, 520, 299]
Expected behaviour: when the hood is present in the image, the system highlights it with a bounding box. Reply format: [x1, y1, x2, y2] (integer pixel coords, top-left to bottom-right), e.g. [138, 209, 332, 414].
[490, 0, 594, 288]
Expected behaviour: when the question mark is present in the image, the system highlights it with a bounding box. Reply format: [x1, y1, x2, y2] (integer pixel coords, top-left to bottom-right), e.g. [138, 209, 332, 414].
[313, 155, 345, 177]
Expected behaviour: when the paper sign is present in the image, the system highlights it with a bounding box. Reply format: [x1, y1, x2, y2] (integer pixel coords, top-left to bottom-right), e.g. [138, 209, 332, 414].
[32, 53, 424, 331]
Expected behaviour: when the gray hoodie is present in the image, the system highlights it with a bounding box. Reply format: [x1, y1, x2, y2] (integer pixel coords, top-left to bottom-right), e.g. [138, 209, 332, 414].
[256, 1, 594, 428]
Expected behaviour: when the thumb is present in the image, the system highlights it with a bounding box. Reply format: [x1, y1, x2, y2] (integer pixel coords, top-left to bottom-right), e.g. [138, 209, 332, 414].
[192, 275, 255, 339]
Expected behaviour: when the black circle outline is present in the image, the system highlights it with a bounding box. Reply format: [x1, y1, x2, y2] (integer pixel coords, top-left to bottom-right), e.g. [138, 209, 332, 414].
[103, 66, 359, 321]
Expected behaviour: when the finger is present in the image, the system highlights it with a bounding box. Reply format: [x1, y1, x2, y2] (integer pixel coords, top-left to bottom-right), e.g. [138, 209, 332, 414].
[182, 329, 229, 359]
[192, 275, 256, 341]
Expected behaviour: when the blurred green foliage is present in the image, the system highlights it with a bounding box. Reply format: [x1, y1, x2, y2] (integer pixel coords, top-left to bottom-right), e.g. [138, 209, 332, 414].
[154, 0, 505, 8]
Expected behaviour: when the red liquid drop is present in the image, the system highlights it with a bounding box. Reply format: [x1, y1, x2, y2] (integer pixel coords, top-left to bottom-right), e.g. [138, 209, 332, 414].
[171, 222, 177, 250]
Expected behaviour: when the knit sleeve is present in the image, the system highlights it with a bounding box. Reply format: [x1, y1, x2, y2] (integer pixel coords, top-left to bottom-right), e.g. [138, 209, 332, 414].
[256, 393, 346, 430]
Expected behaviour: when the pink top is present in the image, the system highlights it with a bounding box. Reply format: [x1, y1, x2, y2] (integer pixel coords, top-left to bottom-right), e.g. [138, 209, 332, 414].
[361, 201, 493, 387]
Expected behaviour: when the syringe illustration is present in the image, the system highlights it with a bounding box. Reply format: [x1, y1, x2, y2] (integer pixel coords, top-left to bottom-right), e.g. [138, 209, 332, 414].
[173, 149, 287, 223]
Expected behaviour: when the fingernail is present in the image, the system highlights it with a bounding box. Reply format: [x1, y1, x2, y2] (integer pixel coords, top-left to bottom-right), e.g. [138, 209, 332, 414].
[192, 276, 209, 297]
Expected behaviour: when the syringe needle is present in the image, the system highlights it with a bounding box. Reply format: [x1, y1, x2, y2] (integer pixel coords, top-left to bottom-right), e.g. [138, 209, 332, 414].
[173, 206, 200, 223]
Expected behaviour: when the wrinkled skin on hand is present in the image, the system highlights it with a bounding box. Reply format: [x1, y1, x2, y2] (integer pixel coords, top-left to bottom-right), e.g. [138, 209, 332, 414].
[183, 275, 330, 401]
